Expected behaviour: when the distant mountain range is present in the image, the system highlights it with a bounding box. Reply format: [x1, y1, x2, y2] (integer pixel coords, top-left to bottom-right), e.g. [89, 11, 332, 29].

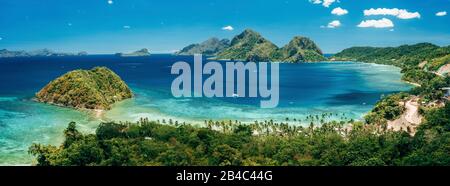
[176, 29, 326, 62]
[0, 49, 87, 58]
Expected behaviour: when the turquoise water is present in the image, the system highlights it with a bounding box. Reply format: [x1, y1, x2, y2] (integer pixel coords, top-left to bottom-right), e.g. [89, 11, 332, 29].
[0, 55, 411, 165]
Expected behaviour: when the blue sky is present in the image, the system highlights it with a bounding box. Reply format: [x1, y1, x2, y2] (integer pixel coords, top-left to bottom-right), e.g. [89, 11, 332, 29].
[0, 0, 449, 53]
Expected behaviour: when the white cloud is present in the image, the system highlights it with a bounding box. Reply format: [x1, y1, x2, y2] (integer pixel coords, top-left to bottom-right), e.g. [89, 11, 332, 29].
[310, 0, 322, 4]
[108, 0, 113, 5]
[123, 25, 131, 29]
[396, 11, 420, 19]
[322, 0, 337, 8]
[436, 11, 447, 16]
[331, 7, 348, 16]
[357, 18, 394, 28]
[389, 29, 395, 32]
[327, 20, 341, 28]
[364, 8, 420, 19]
[222, 25, 234, 31]
[309, 0, 337, 8]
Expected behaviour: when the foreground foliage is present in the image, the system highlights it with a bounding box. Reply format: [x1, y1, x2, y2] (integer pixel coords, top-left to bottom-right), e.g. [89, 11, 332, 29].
[29, 103, 450, 166]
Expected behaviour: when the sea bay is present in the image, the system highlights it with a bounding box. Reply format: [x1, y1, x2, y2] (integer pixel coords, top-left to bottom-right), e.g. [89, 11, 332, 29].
[0, 54, 411, 164]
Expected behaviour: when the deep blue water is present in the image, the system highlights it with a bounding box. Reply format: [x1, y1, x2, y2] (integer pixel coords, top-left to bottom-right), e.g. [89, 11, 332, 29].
[0, 54, 411, 164]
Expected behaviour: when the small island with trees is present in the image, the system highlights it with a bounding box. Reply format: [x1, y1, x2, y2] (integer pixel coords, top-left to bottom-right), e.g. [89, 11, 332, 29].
[116, 48, 151, 57]
[35, 67, 133, 110]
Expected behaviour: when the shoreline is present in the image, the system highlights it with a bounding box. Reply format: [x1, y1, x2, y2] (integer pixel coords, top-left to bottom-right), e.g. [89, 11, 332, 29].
[403, 80, 421, 87]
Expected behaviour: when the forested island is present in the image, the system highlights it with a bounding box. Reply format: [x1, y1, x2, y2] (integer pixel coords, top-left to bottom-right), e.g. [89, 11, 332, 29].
[35, 67, 133, 110]
[116, 48, 151, 57]
[28, 42, 450, 166]
[176, 38, 230, 56]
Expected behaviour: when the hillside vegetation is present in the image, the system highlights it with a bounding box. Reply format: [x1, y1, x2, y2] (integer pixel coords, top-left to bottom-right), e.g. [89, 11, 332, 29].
[333, 43, 450, 68]
[334, 43, 450, 131]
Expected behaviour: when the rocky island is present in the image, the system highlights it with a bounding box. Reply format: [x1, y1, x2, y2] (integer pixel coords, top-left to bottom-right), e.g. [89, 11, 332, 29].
[176, 37, 230, 56]
[35, 67, 133, 110]
[116, 48, 151, 57]
[216, 29, 280, 62]
[178, 29, 326, 62]
[278, 36, 326, 62]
